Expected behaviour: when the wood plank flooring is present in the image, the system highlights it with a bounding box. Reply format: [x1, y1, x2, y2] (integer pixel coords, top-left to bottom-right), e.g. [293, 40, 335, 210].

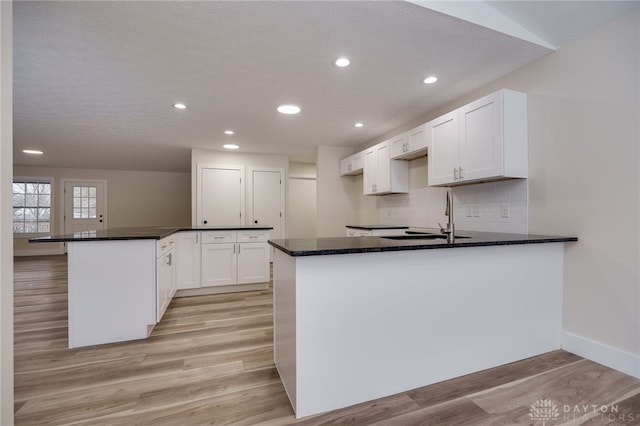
[13, 255, 640, 425]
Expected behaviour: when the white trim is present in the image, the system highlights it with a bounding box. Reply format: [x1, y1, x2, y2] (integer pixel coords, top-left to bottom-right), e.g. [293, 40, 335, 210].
[14, 247, 65, 257]
[562, 331, 640, 379]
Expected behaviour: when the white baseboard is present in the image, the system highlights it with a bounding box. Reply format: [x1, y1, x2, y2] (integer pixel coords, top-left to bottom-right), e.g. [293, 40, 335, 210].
[562, 331, 640, 378]
[14, 248, 66, 257]
[175, 282, 269, 297]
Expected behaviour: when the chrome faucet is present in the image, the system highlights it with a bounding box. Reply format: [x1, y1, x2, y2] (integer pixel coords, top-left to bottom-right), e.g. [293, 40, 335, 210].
[438, 189, 455, 243]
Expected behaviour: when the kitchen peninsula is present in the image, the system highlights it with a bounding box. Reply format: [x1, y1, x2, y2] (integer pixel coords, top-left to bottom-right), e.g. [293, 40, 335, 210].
[269, 231, 577, 419]
[30, 226, 272, 348]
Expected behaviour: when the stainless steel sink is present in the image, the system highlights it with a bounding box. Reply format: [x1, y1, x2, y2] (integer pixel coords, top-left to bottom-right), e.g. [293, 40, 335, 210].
[383, 234, 470, 240]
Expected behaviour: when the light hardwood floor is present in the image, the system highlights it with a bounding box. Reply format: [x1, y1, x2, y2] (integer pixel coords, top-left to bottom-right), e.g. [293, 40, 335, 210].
[14, 255, 640, 425]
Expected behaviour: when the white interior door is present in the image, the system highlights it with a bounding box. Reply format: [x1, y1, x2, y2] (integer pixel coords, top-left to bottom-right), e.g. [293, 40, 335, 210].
[63, 180, 107, 234]
[200, 166, 243, 226]
[250, 168, 284, 239]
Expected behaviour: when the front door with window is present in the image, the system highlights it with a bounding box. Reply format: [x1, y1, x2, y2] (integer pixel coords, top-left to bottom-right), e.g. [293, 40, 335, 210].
[63, 181, 107, 234]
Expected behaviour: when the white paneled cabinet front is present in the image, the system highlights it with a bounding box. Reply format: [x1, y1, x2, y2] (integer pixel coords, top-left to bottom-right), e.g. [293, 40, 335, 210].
[199, 230, 269, 287]
[176, 231, 201, 289]
[428, 89, 527, 187]
[363, 141, 408, 195]
[156, 235, 176, 322]
[390, 124, 428, 160]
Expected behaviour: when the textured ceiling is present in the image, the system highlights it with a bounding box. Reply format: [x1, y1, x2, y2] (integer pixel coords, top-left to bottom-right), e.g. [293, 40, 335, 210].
[12, 1, 639, 172]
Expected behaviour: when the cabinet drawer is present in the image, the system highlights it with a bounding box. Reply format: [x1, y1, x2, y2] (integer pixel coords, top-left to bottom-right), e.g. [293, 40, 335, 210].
[157, 235, 176, 257]
[237, 230, 269, 243]
[201, 231, 237, 244]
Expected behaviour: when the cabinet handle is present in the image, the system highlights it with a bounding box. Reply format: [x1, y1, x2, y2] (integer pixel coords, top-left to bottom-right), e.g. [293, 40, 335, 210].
[214, 236, 225, 240]
[459, 167, 464, 179]
[195, 233, 199, 244]
[238, 243, 241, 253]
[161, 244, 167, 250]
[233, 244, 236, 254]
[203, 220, 208, 225]
[454, 168, 458, 180]
[167, 253, 172, 266]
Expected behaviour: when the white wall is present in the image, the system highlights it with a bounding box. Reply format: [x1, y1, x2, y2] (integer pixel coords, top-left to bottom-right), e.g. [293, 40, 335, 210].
[0, 1, 13, 423]
[316, 146, 358, 237]
[288, 162, 317, 239]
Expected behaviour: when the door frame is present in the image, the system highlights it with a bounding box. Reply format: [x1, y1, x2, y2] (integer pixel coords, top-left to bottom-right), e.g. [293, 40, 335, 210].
[247, 166, 285, 238]
[60, 178, 108, 236]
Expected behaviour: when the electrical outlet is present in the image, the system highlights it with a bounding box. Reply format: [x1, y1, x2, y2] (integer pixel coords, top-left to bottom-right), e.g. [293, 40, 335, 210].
[466, 206, 474, 217]
[500, 203, 510, 219]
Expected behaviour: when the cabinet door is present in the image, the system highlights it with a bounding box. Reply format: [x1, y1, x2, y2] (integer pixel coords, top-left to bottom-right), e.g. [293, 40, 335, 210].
[363, 147, 377, 194]
[176, 232, 201, 290]
[199, 166, 243, 226]
[390, 133, 408, 159]
[156, 253, 173, 321]
[237, 242, 270, 284]
[201, 243, 237, 286]
[428, 111, 459, 186]
[459, 91, 503, 182]
[375, 142, 391, 193]
[407, 124, 427, 156]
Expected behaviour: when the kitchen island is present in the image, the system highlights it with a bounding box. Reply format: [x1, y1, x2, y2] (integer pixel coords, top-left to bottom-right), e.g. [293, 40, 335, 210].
[30, 226, 272, 348]
[268, 231, 577, 419]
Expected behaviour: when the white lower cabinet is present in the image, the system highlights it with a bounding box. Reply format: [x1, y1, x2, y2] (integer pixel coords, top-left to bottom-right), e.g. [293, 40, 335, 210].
[156, 235, 176, 321]
[201, 241, 237, 286]
[177, 230, 270, 291]
[176, 231, 201, 289]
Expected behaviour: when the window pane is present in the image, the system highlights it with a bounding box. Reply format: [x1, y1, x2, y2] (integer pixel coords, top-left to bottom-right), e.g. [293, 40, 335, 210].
[89, 208, 96, 218]
[38, 208, 50, 220]
[24, 208, 37, 220]
[38, 222, 50, 233]
[13, 208, 24, 221]
[13, 183, 25, 193]
[89, 187, 96, 197]
[38, 183, 50, 194]
[26, 183, 38, 194]
[74, 187, 81, 197]
[38, 194, 50, 206]
[13, 223, 24, 233]
[13, 193, 25, 207]
[24, 222, 38, 233]
[81, 187, 88, 197]
[25, 194, 38, 207]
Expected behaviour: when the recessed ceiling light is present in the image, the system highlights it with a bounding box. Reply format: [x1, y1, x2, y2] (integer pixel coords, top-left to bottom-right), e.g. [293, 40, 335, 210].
[224, 130, 235, 135]
[223, 144, 239, 150]
[423, 76, 438, 84]
[334, 57, 351, 67]
[277, 104, 301, 115]
[22, 149, 43, 155]
[173, 103, 186, 109]
[354, 122, 364, 128]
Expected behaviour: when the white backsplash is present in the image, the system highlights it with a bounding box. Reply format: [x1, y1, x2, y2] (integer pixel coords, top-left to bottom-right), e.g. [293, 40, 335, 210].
[379, 179, 528, 234]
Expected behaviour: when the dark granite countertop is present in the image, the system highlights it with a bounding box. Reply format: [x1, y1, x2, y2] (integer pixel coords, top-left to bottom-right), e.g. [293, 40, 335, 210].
[268, 230, 577, 257]
[346, 225, 410, 230]
[29, 225, 273, 243]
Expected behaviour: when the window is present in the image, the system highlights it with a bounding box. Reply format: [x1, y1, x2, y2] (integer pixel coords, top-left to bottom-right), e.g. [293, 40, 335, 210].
[73, 186, 97, 219]
[13, 179, 52, 234]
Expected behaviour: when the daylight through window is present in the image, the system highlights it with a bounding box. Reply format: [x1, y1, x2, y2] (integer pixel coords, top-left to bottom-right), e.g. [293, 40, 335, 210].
[13, 180, 52, 233]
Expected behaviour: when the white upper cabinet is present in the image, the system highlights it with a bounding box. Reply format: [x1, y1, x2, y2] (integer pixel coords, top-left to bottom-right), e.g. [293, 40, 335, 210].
[428, 89, 527, 187]
[339, 152, 364, 176]
[363, 140, 409, 195]
[390, 124, 428, 160]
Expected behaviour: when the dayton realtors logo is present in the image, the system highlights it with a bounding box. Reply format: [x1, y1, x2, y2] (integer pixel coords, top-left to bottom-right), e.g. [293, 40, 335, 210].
[529, 399, 637, 424]
[529, 399, 560, 425]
